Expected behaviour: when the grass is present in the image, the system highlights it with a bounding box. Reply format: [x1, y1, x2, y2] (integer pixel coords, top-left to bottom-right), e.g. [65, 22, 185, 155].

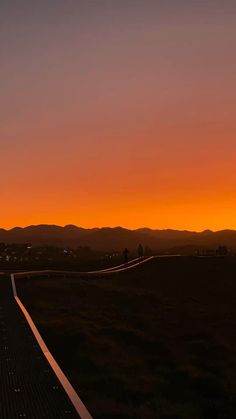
[17, 256, 236, 418]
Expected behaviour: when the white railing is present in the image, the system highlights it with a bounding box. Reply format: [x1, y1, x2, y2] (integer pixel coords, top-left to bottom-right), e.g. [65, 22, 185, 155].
[10, 255, 156, 418]
[12, 256, 155, 279]
[11, 273, 93, 419]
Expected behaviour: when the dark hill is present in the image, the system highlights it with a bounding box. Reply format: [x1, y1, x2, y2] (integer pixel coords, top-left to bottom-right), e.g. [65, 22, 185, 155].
[0, 225, 236, 252]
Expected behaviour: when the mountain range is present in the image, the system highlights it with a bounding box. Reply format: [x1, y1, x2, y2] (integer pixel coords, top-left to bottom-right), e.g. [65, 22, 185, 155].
[0, 225, 236, 253]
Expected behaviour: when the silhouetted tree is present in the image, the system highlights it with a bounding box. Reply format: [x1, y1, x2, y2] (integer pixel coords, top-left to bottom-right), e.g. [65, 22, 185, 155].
[123, 248, 129, 263]
[217, 245, 228, 256]
[138, 244, 144, 258]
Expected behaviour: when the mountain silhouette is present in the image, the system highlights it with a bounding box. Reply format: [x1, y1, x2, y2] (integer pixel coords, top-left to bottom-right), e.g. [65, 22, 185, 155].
[0, 225, 236, 253]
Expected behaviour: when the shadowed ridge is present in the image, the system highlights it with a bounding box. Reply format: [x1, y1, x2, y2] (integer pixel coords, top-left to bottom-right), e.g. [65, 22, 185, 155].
[200, 229, 213, 235]
[0, 225, 236, 252]
[64, 225, 86, 231]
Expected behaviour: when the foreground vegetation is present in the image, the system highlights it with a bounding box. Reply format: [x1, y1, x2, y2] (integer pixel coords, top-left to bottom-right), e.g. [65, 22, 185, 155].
[18, 257, 236, 418]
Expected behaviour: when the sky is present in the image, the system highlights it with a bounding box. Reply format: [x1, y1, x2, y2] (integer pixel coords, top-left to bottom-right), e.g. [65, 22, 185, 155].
[1, 1, 236, 231]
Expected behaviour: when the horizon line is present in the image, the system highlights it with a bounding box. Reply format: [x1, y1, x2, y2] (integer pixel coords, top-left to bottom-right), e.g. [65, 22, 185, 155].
[1, 223, 235, 234]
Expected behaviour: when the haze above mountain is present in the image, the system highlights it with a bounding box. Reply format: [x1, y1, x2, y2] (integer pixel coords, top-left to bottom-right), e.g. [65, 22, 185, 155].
[0, 225, 235, 253]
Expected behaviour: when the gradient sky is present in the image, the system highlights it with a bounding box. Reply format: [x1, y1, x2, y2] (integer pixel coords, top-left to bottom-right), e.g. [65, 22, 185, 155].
[1, 1, 236, 230]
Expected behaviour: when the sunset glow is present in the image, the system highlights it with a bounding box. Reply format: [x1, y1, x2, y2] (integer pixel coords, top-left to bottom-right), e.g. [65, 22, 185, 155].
[1, 1, 236, 230]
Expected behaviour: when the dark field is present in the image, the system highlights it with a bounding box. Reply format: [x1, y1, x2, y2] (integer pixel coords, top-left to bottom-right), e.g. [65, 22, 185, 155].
[17, 257, 236, 419]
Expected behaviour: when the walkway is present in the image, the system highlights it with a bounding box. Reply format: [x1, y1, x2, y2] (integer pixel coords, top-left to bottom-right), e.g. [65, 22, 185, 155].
[1, 256, 157, 418]
[0, 275, 79, 418]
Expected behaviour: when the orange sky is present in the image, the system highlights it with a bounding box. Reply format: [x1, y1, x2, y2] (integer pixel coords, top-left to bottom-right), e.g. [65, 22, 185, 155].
[1, 2, 236, 231]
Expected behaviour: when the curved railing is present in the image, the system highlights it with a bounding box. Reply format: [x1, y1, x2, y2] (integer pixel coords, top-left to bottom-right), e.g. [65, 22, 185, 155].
[11, 256, 155, 279]
[10, 255, 155, 418]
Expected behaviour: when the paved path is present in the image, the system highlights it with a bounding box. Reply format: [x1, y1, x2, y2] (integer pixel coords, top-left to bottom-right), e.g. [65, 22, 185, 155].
[2, 256, 171, 417]
[0, 275, 80, 418]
